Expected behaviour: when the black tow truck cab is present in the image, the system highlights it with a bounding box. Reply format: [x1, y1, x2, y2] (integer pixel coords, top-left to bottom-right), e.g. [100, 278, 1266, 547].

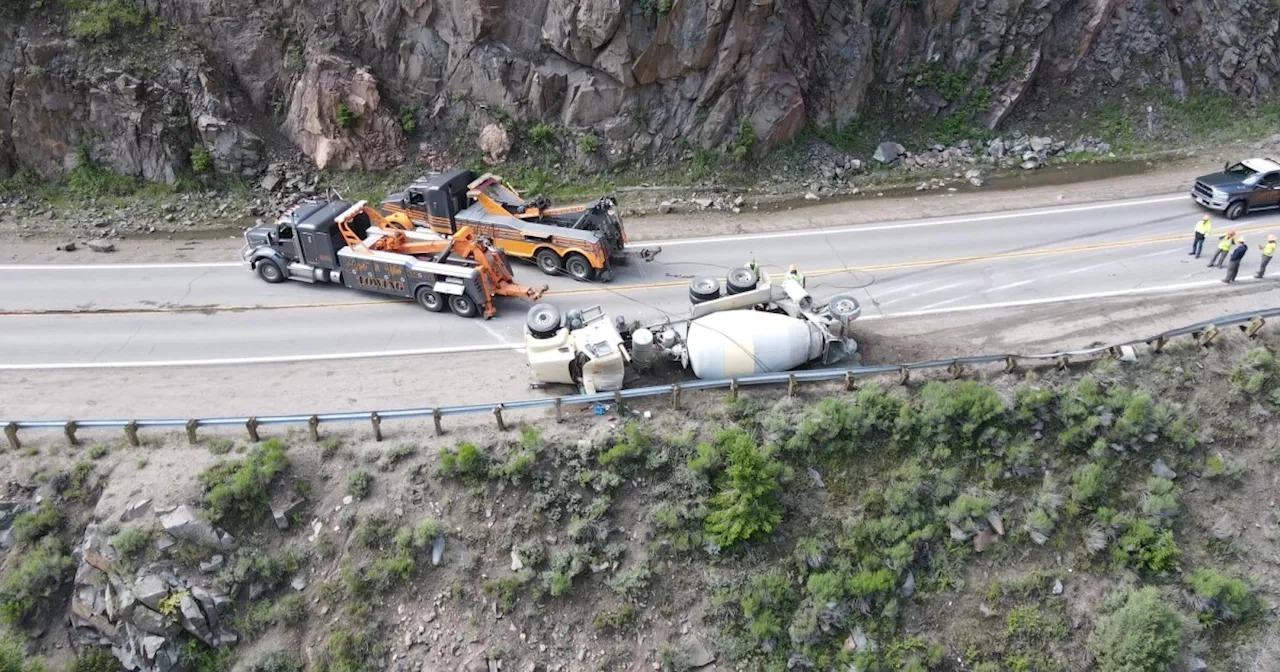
[240, 200, 365, 283]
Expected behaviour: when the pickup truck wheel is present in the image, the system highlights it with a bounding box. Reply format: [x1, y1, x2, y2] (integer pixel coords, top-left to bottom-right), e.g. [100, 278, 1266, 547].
[726, 267, 759, 295]
[415, 287, 444, 312]
[1226, 201, 1247, 220]
[526, 304, 562, 339]
[565, 253, 596, 281]
[256, 260, 285, 283]
[689, 276, 722, 304]
[448, 294, 479, 318]
[535, 249, 562, 276]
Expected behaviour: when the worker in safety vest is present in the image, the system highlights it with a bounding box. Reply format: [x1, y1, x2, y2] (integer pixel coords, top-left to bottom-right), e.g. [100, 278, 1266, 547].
[788, 264, 806, 288]
[1190, 215, 1212, 258]
[1257, 234, 1277, 279]
[1208, 230, 1236, 268]
[1223, 236, 1248, 284]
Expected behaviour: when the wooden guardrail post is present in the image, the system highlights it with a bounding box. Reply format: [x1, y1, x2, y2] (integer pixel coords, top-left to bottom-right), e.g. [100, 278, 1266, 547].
[4, 422, 19, 452]
[185, 419, 198, 445]
[493, 405, 507, 432]
[432, 409, 443, 437]
[728, 378, 739, 401]
[1195, 325, 1220, 347]
[246, 417, 260, 443]
[787, 374, 797, 397]
[1057, 356, 1070, 371]
[898, 366, 910, 385]
[1242, 315, 1266, 338]
[843, 371, 854, 391]
[1148, 335, 1167, 353]
[948, 361, 964, 379]
[1004, 356, 1017, 374]
[554, 398, 564, 423]
[369, 412, 383, 442]
[308, 415, 320, 442]
[124, 421, 140, 448]
[65, 421, 79, 447]
[671, 384, 681, 408]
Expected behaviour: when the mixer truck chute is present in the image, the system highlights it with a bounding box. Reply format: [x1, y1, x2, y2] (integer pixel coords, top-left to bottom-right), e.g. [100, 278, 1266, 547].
[523, 267, 861, 392]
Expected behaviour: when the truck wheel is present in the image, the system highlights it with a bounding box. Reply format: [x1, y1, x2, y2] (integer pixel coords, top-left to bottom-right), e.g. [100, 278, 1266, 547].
[689, 276, 721, 304]
[535, 248, 562, 276]
[448, 294, 479, 318]
[828, 294, 861, 324]
[1226, 201, 1247, 220]
[565, 253, 596, 281]
[415, 287, 444, 312]
[256, 260, 285, 283]
[526, 304, 562, 339]
[726, 267, 759, 295]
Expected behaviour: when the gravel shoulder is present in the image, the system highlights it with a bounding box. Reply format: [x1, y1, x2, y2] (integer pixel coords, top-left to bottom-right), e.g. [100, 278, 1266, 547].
[0, 152, 1230, 266]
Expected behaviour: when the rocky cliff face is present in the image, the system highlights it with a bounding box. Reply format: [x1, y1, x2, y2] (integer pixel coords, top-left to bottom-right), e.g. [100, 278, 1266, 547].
[0, 0, 1276, 182]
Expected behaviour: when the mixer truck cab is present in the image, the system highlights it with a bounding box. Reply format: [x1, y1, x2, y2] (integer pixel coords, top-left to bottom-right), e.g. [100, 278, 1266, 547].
[523, 265, 861, 392]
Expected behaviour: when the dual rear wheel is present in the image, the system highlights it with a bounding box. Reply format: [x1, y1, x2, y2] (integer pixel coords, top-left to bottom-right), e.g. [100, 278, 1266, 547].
[416, 286, 479, 318]
[534, 248, 597, 282]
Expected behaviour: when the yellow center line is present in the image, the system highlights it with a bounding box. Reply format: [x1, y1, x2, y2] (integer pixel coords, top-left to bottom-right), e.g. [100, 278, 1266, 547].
[3, 224, 1269, 317]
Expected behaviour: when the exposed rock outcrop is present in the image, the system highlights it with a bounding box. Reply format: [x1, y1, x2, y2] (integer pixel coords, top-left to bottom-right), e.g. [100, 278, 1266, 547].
[282, 52, 407, 171]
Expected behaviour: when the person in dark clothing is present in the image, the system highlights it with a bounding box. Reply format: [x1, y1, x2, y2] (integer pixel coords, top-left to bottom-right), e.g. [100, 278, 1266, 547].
[1223, 236, 1248, 284]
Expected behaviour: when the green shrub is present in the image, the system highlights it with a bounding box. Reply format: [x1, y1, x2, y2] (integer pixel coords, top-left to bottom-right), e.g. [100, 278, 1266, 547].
[233, 600, 276, 639]
[728, 118, 756, 163]
[1090, 587, 1183, 672]
[274, 593, 305, 627]
[0, 537, 76, 626]
[246, 650, 303, 672]
[0, 629, 46, 672]
[190, 145, 213, 175]
[912, 380, 1007, 457]
[11, 503, 62, 547]
[1187, 568, 1263, 625]
[701, 430, 789, 549]
[319, 438, 341, 461]
[1230, 347, 1277, 396]
[378, 444, 416, 471]
[199, 439, 290, 530]
[593, 604, 637, 631]
[787, 384, 904, 456]
[1111, 519, 1180, 575]
[578, 134, 600, 154]
[397, 107, 417, 135]
[729, 572, 797, 649]
[64, 0, 148, 41]
[317, 628, 386, 672]
[66, 647, 121, 672]
[1140, 476, 1179, 521]
[440, 443, 486, 480]
[345, 470, 373, 500]
[1070, 462, 1110, 508]
[606, 563, 651, 599]
[335, 103, 360, 130]
[599, 422, 650, 466]
[86, 445, 109, 460]
[109, 524, 153, 565]
[207, 439, 234, 455]
[527, 123, 556, 146]
[59, 460, 99, 503]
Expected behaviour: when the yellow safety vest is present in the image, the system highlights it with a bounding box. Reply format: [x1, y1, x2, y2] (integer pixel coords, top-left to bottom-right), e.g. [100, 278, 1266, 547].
[1264, 242, 1277, 258]
[790, 272, 805, 287]
[1218, 235, 1234, 251]
[1195, 220, 1211, 235]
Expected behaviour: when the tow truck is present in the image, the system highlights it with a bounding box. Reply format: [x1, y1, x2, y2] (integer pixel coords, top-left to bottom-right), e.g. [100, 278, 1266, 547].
[523, 266, 861, 392]
[240, 197, 547, 319]
[379, 169, 628, 281]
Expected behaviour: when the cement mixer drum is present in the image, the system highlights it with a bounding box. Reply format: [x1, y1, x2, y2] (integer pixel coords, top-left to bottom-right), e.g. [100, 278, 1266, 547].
[685, 310, 824, 379]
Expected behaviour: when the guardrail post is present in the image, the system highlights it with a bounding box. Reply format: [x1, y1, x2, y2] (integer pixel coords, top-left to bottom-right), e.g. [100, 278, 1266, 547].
[898, 366, 910, 385]
[787, 374, 797, 397]
[246, 417, 260, 443]
[432, 409, 443, 437]
[948, 361, 964, 379]
[124, 421, 140, 448]
[64, 421, 79, 447]
[843, 371, 854, 391]
[1057, 356, 1070, 371]
[671, 384, 681, 409]
[4, 422, 19, 452]
[613, 391, 623, 411]
[554, 398, 563, 423]
[308, 415, 320, 442]
[369, 412, 383, 442]
[1242, 315, 1266, 338]
[185, 420, 198, 445]
[729, 379, 739, 401]
[1148, 335, 1167, 353]
[1195, 325, 1220, 348]
[493, 405, 507, 432]
[1004, 356, 1017, 374]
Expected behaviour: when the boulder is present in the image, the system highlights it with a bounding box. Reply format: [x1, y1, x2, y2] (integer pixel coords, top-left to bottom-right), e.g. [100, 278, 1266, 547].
[160, 505, 222, 548]
[130, 605, 172, 636]
[86, 240, 115, 253]
[133, 575, 169, 611]
[120, 498, 152, 522]
[478, 124, 512, 165]
[282, 52, 407, 171]
[872, 142, 904, 164]
[178, 594, 214, 644]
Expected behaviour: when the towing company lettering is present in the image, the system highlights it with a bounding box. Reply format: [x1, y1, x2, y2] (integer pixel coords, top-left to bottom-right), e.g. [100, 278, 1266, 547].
[357, 275, 407, 292]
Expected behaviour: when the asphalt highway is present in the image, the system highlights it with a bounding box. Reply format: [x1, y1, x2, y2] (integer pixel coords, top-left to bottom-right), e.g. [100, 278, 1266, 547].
[2, 193, 1279, 369]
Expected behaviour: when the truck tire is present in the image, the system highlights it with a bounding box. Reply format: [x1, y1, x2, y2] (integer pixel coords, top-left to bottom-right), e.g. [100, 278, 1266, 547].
[256, 259, 285, 283]
[726, 267, 759, 295]
[448, 294, 480, 318]
[535, 248, 562, 276]
[526, 304, 562, 339]
[828, 294, 861, 324]
[565, 253, 596, 281]
[1226, 200, 1247, 220]
[415, 286, 444, 312]
[689, 276, 721, 304]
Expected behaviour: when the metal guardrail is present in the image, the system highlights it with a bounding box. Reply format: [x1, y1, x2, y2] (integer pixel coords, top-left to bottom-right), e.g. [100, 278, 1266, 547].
[3, 308, 1277, 450]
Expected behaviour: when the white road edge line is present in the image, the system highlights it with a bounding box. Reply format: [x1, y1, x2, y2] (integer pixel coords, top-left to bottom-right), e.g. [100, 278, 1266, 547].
[0, 194, 1191, 270]
[4, 277, 1261, 370]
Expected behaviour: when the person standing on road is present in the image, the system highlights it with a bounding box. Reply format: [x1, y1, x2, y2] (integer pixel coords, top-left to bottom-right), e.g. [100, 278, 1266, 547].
[1209, 230, 1237, 268]
[1223, 236, 1248, 283]
[788, 264, 806, 288]
[1190, 215, 1212, 258]
[1257, 234, 1276, 279]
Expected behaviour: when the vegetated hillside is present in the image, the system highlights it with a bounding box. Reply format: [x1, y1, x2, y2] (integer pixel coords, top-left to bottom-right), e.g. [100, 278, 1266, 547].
[2, 335, 1280, 671]
[1, 0, 1279, 190]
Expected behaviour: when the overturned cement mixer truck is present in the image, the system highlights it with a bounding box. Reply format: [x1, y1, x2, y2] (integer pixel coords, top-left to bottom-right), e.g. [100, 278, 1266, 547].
[523, 266, 862, 393]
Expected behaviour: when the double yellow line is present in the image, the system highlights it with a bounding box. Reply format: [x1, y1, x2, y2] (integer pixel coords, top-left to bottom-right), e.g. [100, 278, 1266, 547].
[4, 223, 1272, 317]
